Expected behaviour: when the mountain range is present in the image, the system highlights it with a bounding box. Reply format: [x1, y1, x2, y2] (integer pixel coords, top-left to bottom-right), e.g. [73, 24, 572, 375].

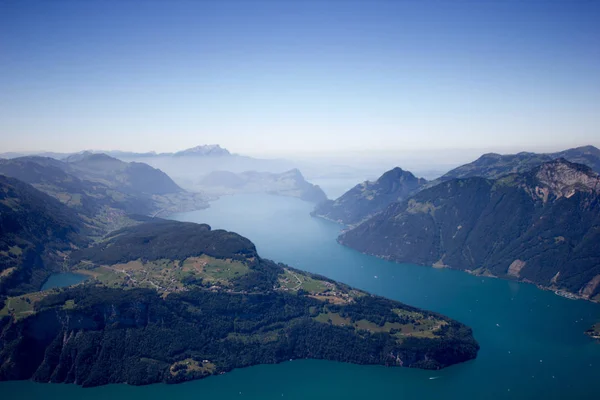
[313, 145, 600, 227]
[339, 159, 600, 301]
[0, 153, 208, 230]
[312, 167, 427, 225]
[439, 145, 600, 181]
[198, 169, 328, 203]
[0, 176, 478, 387]
[0, 144, 232, 160]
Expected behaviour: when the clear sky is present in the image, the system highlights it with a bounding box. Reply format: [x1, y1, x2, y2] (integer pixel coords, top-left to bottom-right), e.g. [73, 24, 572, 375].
[1, 0, 598, 156]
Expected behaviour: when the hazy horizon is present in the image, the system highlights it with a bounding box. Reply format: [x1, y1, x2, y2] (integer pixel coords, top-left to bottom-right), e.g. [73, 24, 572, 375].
[2, 141, 599, 158]
[1, 0, 598, 156]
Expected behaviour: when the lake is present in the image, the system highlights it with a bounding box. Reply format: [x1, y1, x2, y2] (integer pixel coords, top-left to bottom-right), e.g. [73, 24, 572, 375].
[3, 193, 600, 399]
[40, 272, 88, 291]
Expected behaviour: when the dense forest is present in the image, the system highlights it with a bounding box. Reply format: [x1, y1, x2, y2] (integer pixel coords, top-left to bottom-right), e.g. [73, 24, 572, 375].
[0, 284, 478, 387]
[69, 220, 258, 265]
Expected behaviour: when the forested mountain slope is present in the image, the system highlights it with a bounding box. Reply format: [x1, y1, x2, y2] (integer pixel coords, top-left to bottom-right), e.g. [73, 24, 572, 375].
[0, 220, 478, 387]
[312, 167, 427, 225]
[339, 159, 600, 300]
[0, 176, 91, 297]
[313, 146, 600, 228]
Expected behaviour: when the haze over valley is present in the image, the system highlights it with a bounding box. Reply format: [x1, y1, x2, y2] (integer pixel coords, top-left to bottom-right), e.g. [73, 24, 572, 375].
[1, 0, 600, 399]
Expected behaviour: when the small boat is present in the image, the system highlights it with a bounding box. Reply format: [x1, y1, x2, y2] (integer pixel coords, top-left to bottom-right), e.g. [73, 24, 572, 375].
[429, 376, 439, 380]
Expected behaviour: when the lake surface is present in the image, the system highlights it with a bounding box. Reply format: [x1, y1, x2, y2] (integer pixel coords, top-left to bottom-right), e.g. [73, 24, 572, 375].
[4, 193, 600, 399]
[40, 272, 88, 291]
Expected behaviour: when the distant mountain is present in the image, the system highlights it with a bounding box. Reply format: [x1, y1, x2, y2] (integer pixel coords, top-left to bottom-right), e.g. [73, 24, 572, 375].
[0, 144, 232, 161]
[106, 144, 232, 158]
[102, 150, 161, 158]
[0, 154, 208, 227]
[0, 156, 156, 219]
[0, 151, 73, 160]
[173, 144, 231, 157]
[198, 168, 328, 203]
[312, 167, 427, 225]
[553, 145, 600, 173]
[0, 176, 91, 296]
[339, 159, 600, 300]
[200, 170, 246, 188]
[0, 152, 27, 159]
[440, 145, 600, 181]
[312, 145, 600, 226]
[64, 152, 183, 196]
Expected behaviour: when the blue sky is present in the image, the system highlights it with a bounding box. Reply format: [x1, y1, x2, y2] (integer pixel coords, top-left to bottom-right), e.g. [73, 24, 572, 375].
[1, 0, 598, 155]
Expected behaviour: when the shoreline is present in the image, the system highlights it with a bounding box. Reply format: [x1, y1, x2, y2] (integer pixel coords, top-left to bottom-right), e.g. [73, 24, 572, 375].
[335, 240, 600, 338]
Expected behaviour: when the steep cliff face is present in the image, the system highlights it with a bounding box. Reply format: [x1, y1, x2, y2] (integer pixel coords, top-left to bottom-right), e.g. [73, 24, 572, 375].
[312, 167, 427, 225]
[531, 160, 599, 198]
[0, 296, 155, 384]
[339, 160, 600, 300]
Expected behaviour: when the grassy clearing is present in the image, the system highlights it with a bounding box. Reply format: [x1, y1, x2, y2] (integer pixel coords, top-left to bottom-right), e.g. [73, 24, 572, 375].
[73, 255, 250, 293]
[393, 308, 424, 320]
[0, 291, 49, 320]
[8, 246, 22, 256]
[169, 358, 216, 376]
[76, 266, 127, 288]
[309, 294, 351, 305]
[354, 319, 406, 333]
[278, 269, 327, 293]
[279, 269, 358, 304]
[302, 277, 328, 292]
[314, 311, 445, 340]
[181, 256, 249, 284]
[63, 299, 76, 310]
[54, 192, 82, 207]
[314, 312, 352, 326]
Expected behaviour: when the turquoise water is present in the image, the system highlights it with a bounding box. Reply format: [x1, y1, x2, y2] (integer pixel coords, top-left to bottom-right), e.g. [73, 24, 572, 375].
[3, 193, 600, 399]
[40, 272, 88, 291]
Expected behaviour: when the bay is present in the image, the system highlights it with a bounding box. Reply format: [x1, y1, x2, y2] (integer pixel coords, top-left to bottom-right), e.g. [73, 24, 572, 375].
[3, 193, 600, 399]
